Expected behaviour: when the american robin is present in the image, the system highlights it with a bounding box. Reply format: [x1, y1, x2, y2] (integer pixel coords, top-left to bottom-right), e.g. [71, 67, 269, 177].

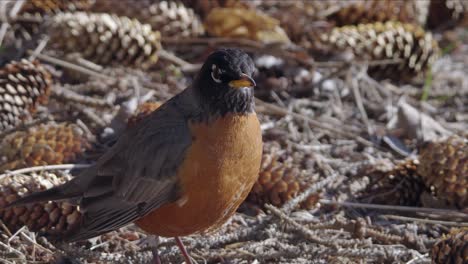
[8, 48, 263, 263]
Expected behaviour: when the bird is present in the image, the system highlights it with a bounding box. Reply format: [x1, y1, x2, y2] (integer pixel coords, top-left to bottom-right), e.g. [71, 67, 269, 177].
[7, 48, 263, 263]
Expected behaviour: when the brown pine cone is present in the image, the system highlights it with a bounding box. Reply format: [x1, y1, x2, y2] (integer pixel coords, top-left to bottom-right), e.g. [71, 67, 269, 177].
[326, 0, 429, 27]
[0, 123, 90, 172]
[0, 172, 80, 235]
[320, 21, 440, 81]
[91, 0, 204, 38]
[0, 59, 52, 131]
[360, 159, 427, 206]
[48, 12, 162, 69]
[417, 136, 468, 208]
[10, 0, 95, 37]
[20, 0, 95, 15]
[246, 143, 320, 210]
[427, 0, 468, 29]
[431, 229, 468, 264]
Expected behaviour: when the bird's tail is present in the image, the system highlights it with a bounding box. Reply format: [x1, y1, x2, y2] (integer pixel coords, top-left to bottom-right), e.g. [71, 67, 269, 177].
[6, 184, 80, 208]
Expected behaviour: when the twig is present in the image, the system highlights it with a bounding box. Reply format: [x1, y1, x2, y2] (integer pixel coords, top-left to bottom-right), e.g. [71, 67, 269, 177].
[266, 204, 370, 248]
[0, 220, 12, 237]
[0, 240, 25, 260]
[52, 85, 113, 108]
[157, 49, 197, 72]
[7, 226, 26, 244]
[162, 37, 315, 67]
[26, 50, 110, 79]
[28, 36, 49, 61]
[70, 102, 107, 127]
[406, 253, 430, 264]
[281, 173, 337, 213]
[0, 115, 52, 141]
[350, 66, 374, 135]
[320, 200, 468, 218]
[382, 215, 468, 227]
[19, 232, 53, 254]
[256, 98, 375, 147]
[0, 164, 91, 181]
[0, 0, 26, 46]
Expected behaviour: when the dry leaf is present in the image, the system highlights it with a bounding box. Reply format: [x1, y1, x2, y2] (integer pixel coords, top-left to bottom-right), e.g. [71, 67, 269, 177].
[204, 7, 290, 44]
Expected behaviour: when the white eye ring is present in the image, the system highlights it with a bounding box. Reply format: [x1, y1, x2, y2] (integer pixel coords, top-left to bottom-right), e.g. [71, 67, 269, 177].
[211, 64, 222, 83]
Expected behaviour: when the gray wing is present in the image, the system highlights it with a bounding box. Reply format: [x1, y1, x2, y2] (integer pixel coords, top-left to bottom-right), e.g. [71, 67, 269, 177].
[66, 93, 195, 241]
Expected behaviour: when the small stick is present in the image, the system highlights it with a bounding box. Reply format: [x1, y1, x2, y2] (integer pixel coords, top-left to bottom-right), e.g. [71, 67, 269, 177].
[0, 115, 52, 141]
[20, 232, 53, 254]
[157, 49, 196, 71]
[70, 103, 107, 128]
[0, 164, 91, 181]
[28, 36, 49, 61]
[265, 204, 369, 248]
[255, 98, 375, 147]
[382, 214, 468, 227]
[281, 173, 337, 213]
[52, 86, 113, 108]
[27, 51, 111, 80]
[320, 200, 468, 218]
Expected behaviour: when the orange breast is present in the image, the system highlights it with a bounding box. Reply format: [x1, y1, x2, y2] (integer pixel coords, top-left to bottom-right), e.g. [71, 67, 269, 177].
[136, 113, 262, 237]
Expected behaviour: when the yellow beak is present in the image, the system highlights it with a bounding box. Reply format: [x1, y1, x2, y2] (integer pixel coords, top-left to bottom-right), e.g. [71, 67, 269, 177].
[228, 73, 256, 88]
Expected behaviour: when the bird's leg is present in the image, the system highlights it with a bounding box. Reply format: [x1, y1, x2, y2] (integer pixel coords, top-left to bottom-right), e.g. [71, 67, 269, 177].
[138, 235, 161, 264]
[175, 236, 193, 264]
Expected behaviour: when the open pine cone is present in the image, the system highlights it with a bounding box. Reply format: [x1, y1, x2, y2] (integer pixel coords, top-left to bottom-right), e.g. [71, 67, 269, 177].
[320, 21, 440, 81]
[431, 229, 468, 264]
[0, 59, 52, 131]
[427, 0, 468, 29]
[360, 159, 427, 206]
[326, 0, 429, 27]
[91, 0, 204, 38]
[0, 172, 80, 235]
[9, 0, 95, 38]
[0, 123, 90, 172]
[48, 12, 162, 69]
[246, 143, 320, 210]
[417, 136, 468, 208]
[20, 0, 95, 15]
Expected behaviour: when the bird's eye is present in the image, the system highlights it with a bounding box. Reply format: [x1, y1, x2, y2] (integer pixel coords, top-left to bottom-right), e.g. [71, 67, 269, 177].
[211, 64, 222, 83]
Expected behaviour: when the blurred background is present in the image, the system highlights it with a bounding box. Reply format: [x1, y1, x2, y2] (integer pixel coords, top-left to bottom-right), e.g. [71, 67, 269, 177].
[0, 1, 466, 263]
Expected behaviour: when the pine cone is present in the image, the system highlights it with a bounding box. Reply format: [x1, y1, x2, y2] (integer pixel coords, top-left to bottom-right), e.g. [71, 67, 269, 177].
[48, 12, 162, 69]
[427, 0, 468, 29]
[417, 136, 468, 208]
[20, 0, 95, 15]
[0, 59, 52, 131]
[431, 229, 468, 264]
[360, 159, 427, 206]
[246, 143, 320, 210]
[91, 0, 204, 38]
[0, 172, 80, 234]
[11, 0, 95, 37]
[326, 0, 429, 27]
[204, 7, 290, 44]
[0, 123, 90, 172]
[320, 21, 440, 81]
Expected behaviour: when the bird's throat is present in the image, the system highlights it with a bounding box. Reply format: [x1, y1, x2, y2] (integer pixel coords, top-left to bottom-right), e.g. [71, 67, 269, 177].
[206, 87, 255, 116]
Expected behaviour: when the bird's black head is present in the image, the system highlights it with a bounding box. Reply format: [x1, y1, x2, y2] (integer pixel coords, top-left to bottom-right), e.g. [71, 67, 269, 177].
[194, 48, 256, 116]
